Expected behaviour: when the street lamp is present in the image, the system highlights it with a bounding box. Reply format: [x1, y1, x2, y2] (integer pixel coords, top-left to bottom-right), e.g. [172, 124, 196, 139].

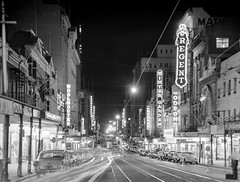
[130, 86, 138, 149]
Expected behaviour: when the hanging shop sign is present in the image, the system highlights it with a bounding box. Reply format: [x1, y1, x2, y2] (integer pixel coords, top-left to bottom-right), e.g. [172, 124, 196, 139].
[175, 24, 189, 89]
[44, 111, 61, 122]
[66, 84, 71, 126]
[156, 69, 163, 129]
[0, 98, 14, 115]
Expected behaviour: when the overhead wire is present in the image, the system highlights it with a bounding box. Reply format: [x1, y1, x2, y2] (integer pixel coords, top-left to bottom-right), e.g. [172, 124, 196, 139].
[125, 0, 181, 108]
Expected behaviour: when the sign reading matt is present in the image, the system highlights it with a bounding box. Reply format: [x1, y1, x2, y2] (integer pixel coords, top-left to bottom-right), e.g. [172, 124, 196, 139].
[175, 24, 189, 89]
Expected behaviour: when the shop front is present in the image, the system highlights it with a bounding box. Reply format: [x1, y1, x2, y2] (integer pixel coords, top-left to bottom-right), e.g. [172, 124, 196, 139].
[175, 132, 210, 163]
[41, 110, 61, 151]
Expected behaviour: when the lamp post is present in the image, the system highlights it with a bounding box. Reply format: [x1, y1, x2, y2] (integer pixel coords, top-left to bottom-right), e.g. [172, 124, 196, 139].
[130, 86, 137, 149]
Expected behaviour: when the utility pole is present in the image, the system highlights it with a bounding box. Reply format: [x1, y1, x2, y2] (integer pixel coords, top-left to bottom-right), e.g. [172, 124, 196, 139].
[0, 1, 16, 181]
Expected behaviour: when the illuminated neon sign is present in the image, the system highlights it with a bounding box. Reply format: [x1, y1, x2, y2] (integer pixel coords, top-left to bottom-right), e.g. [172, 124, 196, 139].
[175, 24, 189, 89]
[66, 84, 71, 126]
[156, 69, 163, 129]
[146, 106, 151, 130]
[172, 92, 179, 124]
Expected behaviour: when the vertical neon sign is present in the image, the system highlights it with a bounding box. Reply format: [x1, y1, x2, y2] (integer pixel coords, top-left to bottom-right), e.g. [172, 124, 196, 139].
[146, 106, 150, 130]
[156, 69, 163, 129]
[66, 84, 71, 126]
[172, 92, 179, 124]
[175, 24, 189, 89]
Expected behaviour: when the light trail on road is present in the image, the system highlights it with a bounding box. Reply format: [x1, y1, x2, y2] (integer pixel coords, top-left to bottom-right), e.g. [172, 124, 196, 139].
[98, 151, 227, 182]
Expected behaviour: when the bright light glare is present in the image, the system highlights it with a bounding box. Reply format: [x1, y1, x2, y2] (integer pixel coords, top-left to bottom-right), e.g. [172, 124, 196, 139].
[116, 114, 120, 119]
[131, 87, 137, 93]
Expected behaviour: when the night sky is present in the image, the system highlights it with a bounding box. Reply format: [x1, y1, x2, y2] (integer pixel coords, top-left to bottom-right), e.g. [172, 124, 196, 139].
[65, 0, 238, 127]
[6, 0, 238, 128]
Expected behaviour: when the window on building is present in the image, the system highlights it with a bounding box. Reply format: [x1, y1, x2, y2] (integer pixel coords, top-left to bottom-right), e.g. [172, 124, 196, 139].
[228, 80, 231, 95]
[233, 109, 236, 120]
[228, 110, 231, 120]
[233, 77, 237, 94]
[166, 49, 168, 53]
[46, 100, 50, 111]
[223, 111, 226, 120]
[170, 49, 172, 53]
[216, 37, 229, 48]
[223, 82, 226, 97]
[217, 88, 220, 98]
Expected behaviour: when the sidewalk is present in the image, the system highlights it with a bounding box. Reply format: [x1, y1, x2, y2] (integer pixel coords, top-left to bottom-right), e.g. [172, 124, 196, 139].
[200, 159, 240, 171]
[8, 161, 35, 181]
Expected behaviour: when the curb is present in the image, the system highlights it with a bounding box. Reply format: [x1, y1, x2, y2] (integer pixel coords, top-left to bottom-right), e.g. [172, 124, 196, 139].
[198, 163, 240, 171]
[9, 157, 95, 182]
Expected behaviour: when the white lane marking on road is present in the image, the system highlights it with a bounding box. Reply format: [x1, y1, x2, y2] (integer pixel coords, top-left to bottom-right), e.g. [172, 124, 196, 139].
[154, 163, 224, 182]
[144, 164, 193, 182]
[120, 158, 165, 182]
[113, 160, 132, 182]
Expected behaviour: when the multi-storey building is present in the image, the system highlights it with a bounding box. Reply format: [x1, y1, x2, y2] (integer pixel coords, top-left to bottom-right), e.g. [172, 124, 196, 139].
[127, 45, 176, 146]
[162, 8, 240, 165]
[7, 0, 82, 131]
[0, 28, 61, 179]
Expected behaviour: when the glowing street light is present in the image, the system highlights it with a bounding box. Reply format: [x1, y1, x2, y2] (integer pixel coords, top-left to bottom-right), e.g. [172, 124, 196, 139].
[116, 114, 120, 120]
[131, 86, 137, 94]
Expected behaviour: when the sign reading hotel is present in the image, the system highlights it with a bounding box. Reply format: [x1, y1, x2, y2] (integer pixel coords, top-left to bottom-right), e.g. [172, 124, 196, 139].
[66, 84, 71, 126]
[156, 69, 163, 129]
[172, 92, 179, 124]
[175, 24, 189, 89]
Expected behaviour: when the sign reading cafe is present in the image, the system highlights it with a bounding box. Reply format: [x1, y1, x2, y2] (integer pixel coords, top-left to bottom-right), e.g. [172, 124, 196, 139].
[175, 24, 189, 89]
[156, 69, 163, 129]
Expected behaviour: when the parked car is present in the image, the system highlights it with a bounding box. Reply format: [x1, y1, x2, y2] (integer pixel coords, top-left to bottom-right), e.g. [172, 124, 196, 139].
[171, 152, 183, 163]
[149, 150, 158, 158]
[179, 152, 198, 164]
[157, 151, 166, 160]
[33, 149, 71, 174]
[140, 149, 150, 156]
[167, 151, 176, 161]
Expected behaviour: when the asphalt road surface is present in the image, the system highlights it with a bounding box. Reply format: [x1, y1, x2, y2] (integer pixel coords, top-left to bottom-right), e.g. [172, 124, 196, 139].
[96, 147, 238, 182]
[12, 146, 239, 182]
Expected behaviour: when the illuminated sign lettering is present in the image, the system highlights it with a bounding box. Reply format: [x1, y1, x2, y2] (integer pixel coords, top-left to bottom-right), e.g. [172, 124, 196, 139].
[175, 24, 189, 89]
[156, 70, 163, 129]
[172, 92, 179, 124]
[146, 106, 151, 130]
[66, 84, 71, 126]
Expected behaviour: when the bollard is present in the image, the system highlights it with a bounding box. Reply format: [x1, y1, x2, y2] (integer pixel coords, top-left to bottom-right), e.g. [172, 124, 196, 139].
[226, 160, 238, 180]
[232, 160, 238, 180]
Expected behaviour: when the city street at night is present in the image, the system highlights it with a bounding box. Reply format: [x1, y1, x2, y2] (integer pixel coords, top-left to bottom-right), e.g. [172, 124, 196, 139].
[10, 146, 240, 182]
[1, 0, 240, 182]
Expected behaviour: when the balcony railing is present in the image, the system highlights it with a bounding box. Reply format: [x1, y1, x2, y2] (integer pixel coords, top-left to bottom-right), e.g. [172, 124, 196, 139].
[8, 92, 35, 105]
